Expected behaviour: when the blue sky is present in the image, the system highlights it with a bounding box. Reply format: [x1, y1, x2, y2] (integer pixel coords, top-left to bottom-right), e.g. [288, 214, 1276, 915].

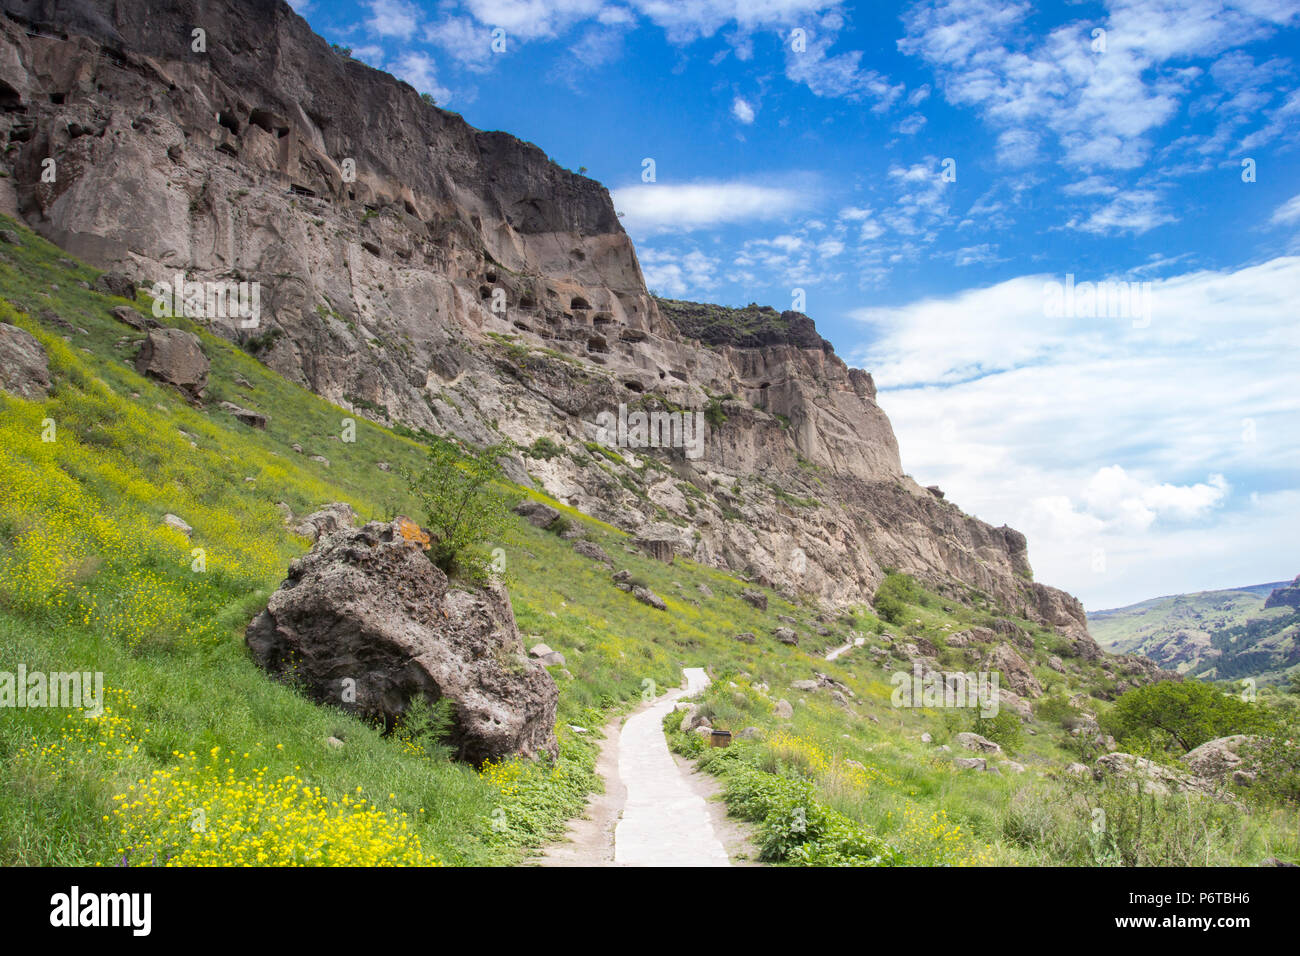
[290, 0, 1300, 610]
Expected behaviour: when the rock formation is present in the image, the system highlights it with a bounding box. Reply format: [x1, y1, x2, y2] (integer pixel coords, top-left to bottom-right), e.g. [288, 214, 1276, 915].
[245, 518, 559, 762]
[0, 0, 1101, 653]
[0, 320, 49, 399]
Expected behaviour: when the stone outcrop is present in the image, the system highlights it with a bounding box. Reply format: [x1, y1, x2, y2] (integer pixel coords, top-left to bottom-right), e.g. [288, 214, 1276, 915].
[1182, 735, 1265, 785]
[245, 518, 558, 762]
[983, 644, 1044, 699]
[134, 328, 208, 399]
[0, 0, 1103, 655]
[0, 320, 49, 399]
[1264, 575, 1300, 610]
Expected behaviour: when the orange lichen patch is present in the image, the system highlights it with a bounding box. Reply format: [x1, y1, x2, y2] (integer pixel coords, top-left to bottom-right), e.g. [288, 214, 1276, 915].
[396, 516, 431, 550]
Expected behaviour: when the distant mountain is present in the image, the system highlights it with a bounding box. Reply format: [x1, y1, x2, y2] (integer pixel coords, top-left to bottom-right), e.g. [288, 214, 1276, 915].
[1088, 577, 1300, 684]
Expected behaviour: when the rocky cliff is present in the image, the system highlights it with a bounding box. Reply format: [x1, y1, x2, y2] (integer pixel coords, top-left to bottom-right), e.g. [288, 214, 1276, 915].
[0, 0, 1100, 653]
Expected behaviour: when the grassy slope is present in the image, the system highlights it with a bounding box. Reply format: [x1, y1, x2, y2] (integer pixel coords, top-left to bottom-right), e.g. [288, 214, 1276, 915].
[1, 217, 1295, 866]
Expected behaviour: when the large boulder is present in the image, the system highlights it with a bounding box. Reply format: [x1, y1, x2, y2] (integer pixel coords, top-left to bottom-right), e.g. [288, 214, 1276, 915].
[245, 519, 558, 763]
[135, 328, 208, 399]
[0, 322, 50, 399]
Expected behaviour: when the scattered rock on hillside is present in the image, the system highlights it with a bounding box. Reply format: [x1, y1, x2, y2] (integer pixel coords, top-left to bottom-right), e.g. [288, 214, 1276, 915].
[983, 643, 1043, 698]
[109, 305, 151, 330]
[293, 502, 357, 542]
[1093, 752, 1224, 799]
[135, 328, 208, 399]
[309, 454, 330, 467]
[162, 513, 192, 536]
[245, 518, 558, 762]
[774, 699, 794, 719]
[953, 757, 987, 771]
[0, 322, 50, 399]
[1183, 735, 1265, 785]
[218, 400, 268, 429]
[611, 569, 632, 591]
[733, 632, 756, 644]
[773, 627, 798, 645]
[571, 539, 613, 565]
[955, 732, 1002, 754]
[697, 583, 713, 598]
[513, 500, 560, 528]
[633, 585, 666, 610]
[740, 589, 767, 611]
[93, 271, 136, 300]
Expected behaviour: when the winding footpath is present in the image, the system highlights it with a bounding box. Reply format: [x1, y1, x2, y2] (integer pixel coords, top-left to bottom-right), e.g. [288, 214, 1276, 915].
[539, 666, 733, 866]
[613, 667, 731, 866]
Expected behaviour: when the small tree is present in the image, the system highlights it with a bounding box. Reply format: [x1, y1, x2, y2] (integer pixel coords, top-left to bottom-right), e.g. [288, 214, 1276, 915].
[1102, 680, 1273, 754]
[407, 437, 509, 580]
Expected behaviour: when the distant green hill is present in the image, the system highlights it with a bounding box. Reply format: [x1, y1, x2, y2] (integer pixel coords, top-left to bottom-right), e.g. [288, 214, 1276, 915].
[1088, 579, 1300, 685]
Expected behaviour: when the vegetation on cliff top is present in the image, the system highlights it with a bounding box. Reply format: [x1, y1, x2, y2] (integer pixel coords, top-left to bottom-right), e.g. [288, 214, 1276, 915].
[654, 296, 833, 352]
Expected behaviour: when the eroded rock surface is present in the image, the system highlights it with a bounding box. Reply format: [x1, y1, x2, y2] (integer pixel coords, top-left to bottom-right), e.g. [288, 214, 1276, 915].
[245, 518, 558, 762]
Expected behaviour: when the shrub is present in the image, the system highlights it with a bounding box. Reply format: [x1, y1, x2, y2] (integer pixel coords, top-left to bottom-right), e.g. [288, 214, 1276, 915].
[526, 436, 563, 460]
[972, 708, 1024, 753]
[407, 437, 510, 580]
[1103, 680, 1274, 755]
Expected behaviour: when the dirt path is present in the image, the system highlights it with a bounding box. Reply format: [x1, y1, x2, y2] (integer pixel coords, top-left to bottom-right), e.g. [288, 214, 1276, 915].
[826, 635, 866, 661]
[537, 667, 743, 867]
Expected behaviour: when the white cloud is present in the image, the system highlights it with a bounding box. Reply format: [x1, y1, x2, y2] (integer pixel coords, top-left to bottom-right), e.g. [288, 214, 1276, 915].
[638, 247, 719, 296]
[367, 0, 420, 39]
[1272, 193, 1300, 225]
[848, 256, 1300, 607]
[392, 52, 452, 103]
[784, 26, 904, 108]
[1067, 188, 1177, 235]
[900, 0, 1300, 180]
[732, 96, 756, 124]
[425, 17, 496, 70]
[1080, 465, 1229, 530]
[611, 179, 811, 234]
[462, 0, 610, 40]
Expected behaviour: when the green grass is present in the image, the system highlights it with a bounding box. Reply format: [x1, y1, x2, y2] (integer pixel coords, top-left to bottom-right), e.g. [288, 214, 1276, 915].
[1, 213, 1295, 867]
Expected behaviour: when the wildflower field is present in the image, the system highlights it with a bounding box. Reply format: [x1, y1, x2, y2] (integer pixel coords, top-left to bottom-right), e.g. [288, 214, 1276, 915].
[1, 217, 1296, 867]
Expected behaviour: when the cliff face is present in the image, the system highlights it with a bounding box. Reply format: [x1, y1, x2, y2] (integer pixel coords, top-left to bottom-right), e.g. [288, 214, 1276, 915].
[0, 0, 1097, 650]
